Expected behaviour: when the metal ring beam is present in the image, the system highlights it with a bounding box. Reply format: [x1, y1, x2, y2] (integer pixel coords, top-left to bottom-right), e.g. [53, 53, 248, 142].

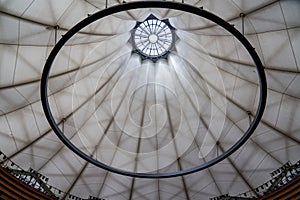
[41, 1, 267, 178]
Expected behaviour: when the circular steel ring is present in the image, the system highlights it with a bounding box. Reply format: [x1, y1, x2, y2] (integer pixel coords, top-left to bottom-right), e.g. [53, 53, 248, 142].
[41, 1, 267, 178]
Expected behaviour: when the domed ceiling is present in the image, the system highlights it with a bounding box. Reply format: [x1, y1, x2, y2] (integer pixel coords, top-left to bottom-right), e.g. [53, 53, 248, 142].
[0, 0, 299, 199]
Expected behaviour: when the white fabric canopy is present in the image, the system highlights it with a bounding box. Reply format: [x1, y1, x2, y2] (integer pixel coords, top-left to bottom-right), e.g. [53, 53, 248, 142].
[0, 0, 299, 199]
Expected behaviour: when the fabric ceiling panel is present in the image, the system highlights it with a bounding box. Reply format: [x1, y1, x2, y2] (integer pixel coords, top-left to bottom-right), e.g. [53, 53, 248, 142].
[18, 135, 62, 167]
[280, 0, 300, 28]
[16, 82, 40, 103]
[11, 134, 62, 170]
[0, 0, 33, 15]
[68, 165, 107, 198]
[266, 70, 296, 94]
[0, 115, 17, 155]
[246, 152, 282, 186]
[261, 90, 283, 125]
[247, 2, 285, 34]
[0, 88, 28, 114]
[98, 173, 132, 199]
[232, 78, 258, 111]
[19, 20, 52, 46]
[39, 160, 72, 193]
[0, 44, 17, 86]
[0, 14, 19, 44]
[188, 182, 221, 200]
[14, 46, 46, 83]
[209, 161, 250, 195]
[258, 30, 297, 71]
[184, 171, 216, 196]
[288, 27, 300, 71]
[46, 147, 84, 184]
[276, 95, 300, 137]
[169, 12, 212, 31]
[273, 145, 300, 162]
[253, 130, 297, 156]
[81, 14, 136, 35]
[13, 152, 49, 172]
[286, 74, 300, 98]
[201, 0, 240, 20]
[130, 179, 158, 199]
[159, 176, 188, 199]
[231, 0, 276, 12]
[55, 1, 98, 30]
[0, 1, 299, 199]
[22, 0, 73, 26]
[6, 105, 40, 150]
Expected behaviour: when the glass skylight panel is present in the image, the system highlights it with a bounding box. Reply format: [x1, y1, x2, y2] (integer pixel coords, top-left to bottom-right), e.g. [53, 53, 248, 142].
[133, 18, 174, 59]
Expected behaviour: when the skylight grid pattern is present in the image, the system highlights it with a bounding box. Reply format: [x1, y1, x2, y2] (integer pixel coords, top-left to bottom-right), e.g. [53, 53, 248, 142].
[133, 19, 173, 58]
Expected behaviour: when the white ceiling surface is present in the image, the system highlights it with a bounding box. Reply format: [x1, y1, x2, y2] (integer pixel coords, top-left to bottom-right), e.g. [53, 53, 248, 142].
[0, 0, 300, 199]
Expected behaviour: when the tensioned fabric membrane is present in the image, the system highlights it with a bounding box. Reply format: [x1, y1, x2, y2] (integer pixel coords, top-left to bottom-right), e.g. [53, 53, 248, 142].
[0, 0, 299, 199]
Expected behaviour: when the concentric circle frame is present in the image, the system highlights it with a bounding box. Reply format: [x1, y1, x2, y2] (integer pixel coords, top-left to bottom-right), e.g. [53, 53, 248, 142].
[41, 1, 267, 178]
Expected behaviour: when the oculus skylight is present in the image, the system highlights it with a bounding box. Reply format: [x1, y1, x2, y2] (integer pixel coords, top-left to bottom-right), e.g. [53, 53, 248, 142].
[132, 16, 174, 60]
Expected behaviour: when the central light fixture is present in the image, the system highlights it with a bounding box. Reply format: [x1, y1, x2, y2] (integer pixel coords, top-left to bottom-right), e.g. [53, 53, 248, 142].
[132, 16, 174, 60]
